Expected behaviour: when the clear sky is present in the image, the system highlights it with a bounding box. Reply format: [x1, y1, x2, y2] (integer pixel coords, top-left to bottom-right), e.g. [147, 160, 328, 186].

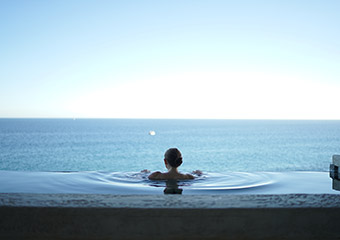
[1, 0, 339, 119]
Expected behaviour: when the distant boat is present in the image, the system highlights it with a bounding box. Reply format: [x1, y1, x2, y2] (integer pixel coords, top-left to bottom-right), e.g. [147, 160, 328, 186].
[149, 130, 156, 136]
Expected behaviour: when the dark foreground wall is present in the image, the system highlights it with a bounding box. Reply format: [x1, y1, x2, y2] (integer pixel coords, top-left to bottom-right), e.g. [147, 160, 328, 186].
[1, 194, 340, 240]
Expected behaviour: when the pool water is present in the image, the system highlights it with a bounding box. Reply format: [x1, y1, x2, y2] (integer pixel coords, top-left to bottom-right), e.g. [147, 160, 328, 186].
[0, 170, 337, 195]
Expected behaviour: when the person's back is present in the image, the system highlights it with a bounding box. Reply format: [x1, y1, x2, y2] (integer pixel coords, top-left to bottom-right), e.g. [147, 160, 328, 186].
[148, 148, 195, 180]
[148, 170, 194, 180]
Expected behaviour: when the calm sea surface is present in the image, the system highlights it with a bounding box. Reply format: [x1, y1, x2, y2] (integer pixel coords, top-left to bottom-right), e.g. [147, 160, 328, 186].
[1, 119, 339, 173]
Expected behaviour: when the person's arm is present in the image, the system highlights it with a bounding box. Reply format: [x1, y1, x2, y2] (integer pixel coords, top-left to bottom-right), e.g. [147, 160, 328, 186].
[148, 171, 162, 180]
[186, 174, 195, 179]
[191, 170, 203, 176]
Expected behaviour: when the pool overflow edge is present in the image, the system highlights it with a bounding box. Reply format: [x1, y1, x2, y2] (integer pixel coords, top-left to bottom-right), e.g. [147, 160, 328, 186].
[1, 193, 340, 240]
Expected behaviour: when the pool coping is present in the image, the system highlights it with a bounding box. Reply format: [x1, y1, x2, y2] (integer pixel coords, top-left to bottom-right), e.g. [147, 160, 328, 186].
[1, 193, 340, 240]
[1, 193, 340, 208]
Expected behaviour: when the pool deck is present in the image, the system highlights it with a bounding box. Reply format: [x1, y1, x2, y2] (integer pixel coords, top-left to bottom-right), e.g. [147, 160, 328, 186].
[1, 193, 340, 239]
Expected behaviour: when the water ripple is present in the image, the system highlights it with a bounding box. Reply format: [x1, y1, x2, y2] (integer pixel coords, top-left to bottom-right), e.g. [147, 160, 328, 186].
[88, 171, 276, 192]
[190, 172, 275, 191]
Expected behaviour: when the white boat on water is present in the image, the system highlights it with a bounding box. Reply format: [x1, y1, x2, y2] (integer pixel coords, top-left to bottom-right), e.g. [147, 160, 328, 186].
[149, 131, 156, 136]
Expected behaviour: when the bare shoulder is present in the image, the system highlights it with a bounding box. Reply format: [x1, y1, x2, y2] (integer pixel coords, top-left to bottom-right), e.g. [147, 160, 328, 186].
[185, 173, 195, 180]
[148, 171, 162, 180]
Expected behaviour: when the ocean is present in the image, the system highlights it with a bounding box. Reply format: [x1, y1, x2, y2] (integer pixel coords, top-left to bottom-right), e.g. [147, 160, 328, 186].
[1, 118, 339, 173]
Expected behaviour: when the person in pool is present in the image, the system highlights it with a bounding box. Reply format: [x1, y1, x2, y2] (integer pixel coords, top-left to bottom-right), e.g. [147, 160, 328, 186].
[147, 148, 202, 180]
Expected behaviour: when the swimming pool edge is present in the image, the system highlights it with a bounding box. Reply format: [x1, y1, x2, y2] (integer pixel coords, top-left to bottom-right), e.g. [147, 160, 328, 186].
[1, 193, 340, 208]
[1, 193, 340, 240]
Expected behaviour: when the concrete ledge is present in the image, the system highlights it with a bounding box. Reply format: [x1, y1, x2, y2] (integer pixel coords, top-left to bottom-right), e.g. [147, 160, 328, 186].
[1, 194, 340, 239]
[1, 193, 340, 208]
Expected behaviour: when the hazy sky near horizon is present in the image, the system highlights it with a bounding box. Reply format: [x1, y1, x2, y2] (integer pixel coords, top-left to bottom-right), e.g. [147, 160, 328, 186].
[1, 0, 339, 119]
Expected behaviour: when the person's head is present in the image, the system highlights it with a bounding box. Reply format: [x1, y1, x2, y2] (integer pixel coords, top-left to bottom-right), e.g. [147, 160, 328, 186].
[164, 148, 183, 169]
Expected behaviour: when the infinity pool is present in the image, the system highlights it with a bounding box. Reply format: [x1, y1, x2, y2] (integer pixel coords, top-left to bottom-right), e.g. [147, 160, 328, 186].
[0, 170, 338, 195]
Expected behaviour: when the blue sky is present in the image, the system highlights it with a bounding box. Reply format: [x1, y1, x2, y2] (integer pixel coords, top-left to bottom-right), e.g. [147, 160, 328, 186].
[1, 0, 339, 119]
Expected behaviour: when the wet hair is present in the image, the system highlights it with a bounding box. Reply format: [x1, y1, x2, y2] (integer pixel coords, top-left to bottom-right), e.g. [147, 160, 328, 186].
[164, 148, 183, 168]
